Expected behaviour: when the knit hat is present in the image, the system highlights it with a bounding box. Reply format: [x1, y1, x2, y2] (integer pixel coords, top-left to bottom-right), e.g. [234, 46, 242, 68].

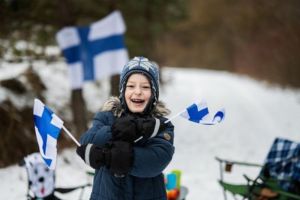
[119, 56, 160, 113]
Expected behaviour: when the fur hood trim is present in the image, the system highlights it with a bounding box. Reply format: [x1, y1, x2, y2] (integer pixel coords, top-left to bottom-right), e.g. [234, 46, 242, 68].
[100, 96, 170, 117]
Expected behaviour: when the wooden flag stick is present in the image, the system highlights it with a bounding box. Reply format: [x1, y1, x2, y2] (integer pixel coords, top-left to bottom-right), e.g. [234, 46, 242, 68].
[62, 126, 81, 146]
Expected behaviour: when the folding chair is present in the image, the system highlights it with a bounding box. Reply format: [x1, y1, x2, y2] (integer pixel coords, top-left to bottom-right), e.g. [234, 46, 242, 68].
[216, 137, 300, 200]
[19, 152, 91, 200]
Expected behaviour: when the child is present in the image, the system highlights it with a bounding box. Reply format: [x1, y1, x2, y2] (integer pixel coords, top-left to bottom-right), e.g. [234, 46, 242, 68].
[76, 56, 175, 200]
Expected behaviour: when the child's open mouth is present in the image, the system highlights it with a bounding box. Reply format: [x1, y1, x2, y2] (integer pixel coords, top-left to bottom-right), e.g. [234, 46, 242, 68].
[131, 99, 145, 106]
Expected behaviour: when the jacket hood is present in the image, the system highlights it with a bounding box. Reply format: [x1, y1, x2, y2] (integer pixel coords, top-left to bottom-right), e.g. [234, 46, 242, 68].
[100, 96, 170, 117]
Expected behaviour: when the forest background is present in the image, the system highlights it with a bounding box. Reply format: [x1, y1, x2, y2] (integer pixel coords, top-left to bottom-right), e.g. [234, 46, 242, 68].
[0, 0, 299, 167]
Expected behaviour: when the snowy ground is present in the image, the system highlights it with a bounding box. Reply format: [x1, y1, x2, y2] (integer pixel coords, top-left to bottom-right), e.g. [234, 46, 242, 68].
[1, 62, 300, 200]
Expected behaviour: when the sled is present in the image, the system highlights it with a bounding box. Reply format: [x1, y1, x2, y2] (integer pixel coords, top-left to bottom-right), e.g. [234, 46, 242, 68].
[216, 137, 300, 200]
[165, 170, 189, 200]
[20, 152, 91, 200]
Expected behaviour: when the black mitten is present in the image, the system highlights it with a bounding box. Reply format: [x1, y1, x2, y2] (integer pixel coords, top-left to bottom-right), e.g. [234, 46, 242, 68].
[76, 144, 110, 169]
[111, 115, 138, 142]
[112, 115, 167, 143]
[109, 141, 133, 176]
[76, 142, 133, 175]
[135, 117, 167, 140]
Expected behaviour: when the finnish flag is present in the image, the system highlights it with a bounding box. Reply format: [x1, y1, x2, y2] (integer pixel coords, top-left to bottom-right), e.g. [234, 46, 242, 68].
[56, 10, 129, 89]
[33, 99, 63, 169]
[180, 101, 225, 125]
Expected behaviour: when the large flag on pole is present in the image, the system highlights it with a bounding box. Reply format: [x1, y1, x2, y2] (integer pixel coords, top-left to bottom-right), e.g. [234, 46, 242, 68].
[33, 99, 64, 169]
[56, 10, 129, 89]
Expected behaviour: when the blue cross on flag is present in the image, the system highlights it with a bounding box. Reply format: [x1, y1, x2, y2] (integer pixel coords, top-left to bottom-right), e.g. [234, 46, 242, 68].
[180, 100, 225, 125]
[56, 10, 129, 89]
[33, 99, 64, 169]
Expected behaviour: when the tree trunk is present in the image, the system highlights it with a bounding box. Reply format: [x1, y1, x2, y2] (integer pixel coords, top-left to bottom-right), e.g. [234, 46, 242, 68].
[56, 0, 87, 138]
[71, 89, 87, 137]
[110, 74, 120, 97]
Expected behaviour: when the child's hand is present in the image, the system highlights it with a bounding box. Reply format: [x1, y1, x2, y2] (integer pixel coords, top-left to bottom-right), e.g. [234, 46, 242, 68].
[76, 141, 133, 176]
[109, 141, 133, 176]
[111, 115, 139, 142]
[76, 143, 110, 169]
[136, 117, 166, 140]
[111, 115, 167, 143]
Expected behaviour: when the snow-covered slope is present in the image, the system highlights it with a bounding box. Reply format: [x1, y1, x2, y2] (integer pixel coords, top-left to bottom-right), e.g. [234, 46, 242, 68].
[1, 62, 300, 200]
[163, 68, 300, 200]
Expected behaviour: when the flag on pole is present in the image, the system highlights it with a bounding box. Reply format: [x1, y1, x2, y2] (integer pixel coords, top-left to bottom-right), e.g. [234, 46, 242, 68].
[33, 99, 63, 169]
[180, 101, 225, 125]
[56, 10, 129, 89]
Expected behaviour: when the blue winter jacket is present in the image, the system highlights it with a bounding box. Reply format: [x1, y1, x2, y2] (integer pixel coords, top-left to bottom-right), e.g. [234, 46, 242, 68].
[79, 97, 175, 200]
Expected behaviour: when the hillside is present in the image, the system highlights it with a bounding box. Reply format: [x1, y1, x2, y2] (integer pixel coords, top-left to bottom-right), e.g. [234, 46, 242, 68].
[0, 63, 300, 199]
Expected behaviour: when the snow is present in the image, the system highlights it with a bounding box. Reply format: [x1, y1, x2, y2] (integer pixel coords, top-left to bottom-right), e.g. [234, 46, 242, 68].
[1, 61, 300, 200]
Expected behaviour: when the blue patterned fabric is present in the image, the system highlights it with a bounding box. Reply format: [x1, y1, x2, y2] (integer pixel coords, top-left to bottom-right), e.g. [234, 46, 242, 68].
[263, 137, 300, 191]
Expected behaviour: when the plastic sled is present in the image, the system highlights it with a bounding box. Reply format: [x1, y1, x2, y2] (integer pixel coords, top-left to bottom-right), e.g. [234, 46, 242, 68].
[165, 170, 189, 200]
[20, 152, 91, 200]
[216, 137, 300, 200]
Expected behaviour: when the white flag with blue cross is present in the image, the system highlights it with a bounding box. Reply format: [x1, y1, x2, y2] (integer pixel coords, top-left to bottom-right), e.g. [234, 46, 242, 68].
[180, 101, 225, 125]
[56, 10, 129, 89]
[33, 99, 64, 169]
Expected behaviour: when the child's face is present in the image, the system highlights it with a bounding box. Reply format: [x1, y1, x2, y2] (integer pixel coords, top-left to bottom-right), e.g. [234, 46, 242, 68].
[125, 73, 152, 113]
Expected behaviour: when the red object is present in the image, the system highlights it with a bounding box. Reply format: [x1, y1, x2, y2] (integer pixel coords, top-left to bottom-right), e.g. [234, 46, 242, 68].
[41, 186, 45, 195]
[167, 188, 180, 200]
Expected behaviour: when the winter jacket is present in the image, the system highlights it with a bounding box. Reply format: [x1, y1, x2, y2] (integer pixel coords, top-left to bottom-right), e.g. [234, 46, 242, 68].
[79, 97, 175, 200]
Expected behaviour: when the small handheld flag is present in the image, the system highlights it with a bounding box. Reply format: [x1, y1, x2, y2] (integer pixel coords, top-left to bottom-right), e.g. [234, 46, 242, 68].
[165, 100, 225, 125]
[33, 99, 80, 169]
[33, 99, 63, 169]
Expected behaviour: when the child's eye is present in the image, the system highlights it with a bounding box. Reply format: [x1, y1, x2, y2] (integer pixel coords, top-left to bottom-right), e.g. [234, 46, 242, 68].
[142, 86, 150, 89]
[126, 85, 134, 88]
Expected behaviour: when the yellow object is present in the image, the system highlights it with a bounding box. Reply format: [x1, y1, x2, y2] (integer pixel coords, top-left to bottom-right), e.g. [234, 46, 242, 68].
[171, 169, 181, 189]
